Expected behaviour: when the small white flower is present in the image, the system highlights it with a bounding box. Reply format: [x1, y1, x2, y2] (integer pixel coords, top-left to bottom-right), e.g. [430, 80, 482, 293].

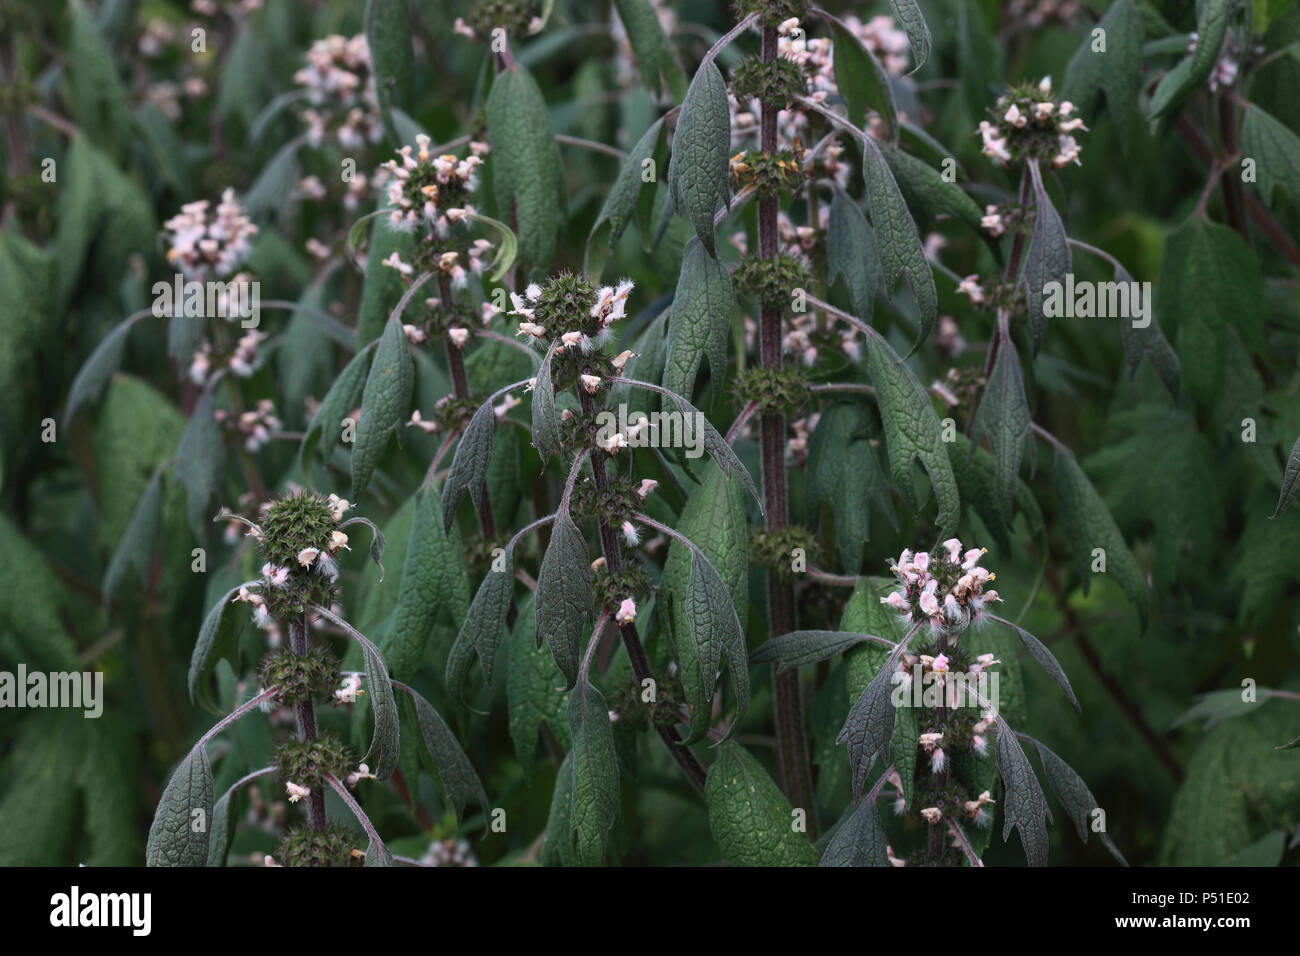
[579, 374, 602, 394]
[262, 563, 291, 587]
[330, 530, 350, 553]
[636, 479, 658, 499]
[402, 323, 427, 344]
[297, 548, 320, 567]
[448, 327, 469, 348]
[616, 598, 637, 625]
[921, 807, 942, 824]
[620, 521, 640, 546]
[346, 762, 377, 787]
[286, 782, 311, 803]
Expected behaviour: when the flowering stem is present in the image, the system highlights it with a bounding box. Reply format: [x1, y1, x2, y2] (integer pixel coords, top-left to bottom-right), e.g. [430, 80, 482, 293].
[577, 390, 708, 794]
[438, 273, 498, 539]
[758, 24, 816, 831]
[290, 615, 328, 833]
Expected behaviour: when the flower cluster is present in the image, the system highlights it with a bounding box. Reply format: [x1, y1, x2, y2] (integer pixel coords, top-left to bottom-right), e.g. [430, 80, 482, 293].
[881, 540, 1001, 636]
[379, 135, 494, 286]
[418, 837, 479, 867]
[729, 14, 910, 174]
[163, 189, 258, 278]
[214, 398, 281, 452]
[231, 492, 355, 626]
[975, 77, 1087, 168]
[510, 274, 635, 353]
[294, 34, 383, 149]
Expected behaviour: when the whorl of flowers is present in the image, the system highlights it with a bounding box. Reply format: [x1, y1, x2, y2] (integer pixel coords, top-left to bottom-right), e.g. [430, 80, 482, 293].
[510, 273, 634, 353]
[230, 492, 355, 625]
[975, 76, 1087, 169]
[379, 134, 493, 286]
[882, 539, 1002, 637]
[294, 34, 383, 149]
[418, 837, 479, 867]
[729, 14, 910, 181]
[163, 188, 258, 278]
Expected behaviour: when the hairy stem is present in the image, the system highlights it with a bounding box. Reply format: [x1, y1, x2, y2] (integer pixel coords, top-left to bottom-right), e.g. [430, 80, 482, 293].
[577, 390, 708, 793]
[757, 23, 817, 833]
[290, 615, 328, 832]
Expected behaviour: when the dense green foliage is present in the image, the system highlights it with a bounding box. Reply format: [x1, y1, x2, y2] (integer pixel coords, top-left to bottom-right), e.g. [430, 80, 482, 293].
[1, 0, 1299, 867]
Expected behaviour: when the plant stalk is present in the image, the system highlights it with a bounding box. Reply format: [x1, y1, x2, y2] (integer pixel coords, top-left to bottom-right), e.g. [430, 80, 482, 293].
[290, 614, 328, 832]
[757, 23, 817, 834]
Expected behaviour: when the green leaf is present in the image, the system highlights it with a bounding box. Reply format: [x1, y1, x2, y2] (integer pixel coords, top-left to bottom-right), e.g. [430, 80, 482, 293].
[819, 796, 888, 866]
[567, 677, 620, 865]
[824, 10, 898, 140]
[1150, 0, 1236, 117]
[188, 583, 249, 712]
[826, 185, 881, 320]
[1271, 433, 1300, 517]
[667, 58, 731, 257]
[446, 543, 515, 700]
[1030, 736, 1128, 865]
[807, 401, 896, 570]
[535, 506, 592, 689]
[613, 0, 688, 101]
[1020, 161, 1071, 353]
[662, 236, 732, 407]
[863, 331, 960, 535]
[68, 0, 131, 159]
[861, 138, 937, 351]
[366, 0, 415, 145]
[300, 341, 377, 482]
[509, 596, 572, 770]
[530, 345, 563, 463]
[995, 728, 1051, 867]
[207, 787, 235, 867]
[0, 516, 80, 672]
[970, 334, 1034, 520]
[660, 387, 762, 509]
[683, 547, 749, 741]
[365, 839, 395, 867]
[989, 615, 1079, 713]
[103, 468, 164, 605]
[888, 0, 931, 74]
[837, 645, 903, 796]
[891, 696, 919, 809]
[383, 489, 469, 681]
[751, 630, 881, 672]
[65, 310, 152, 424]
[442, 397, 498, 528]
[661, 462, 749, 742]
[542, 753, 579, 865]
[880, 142, 984, 234]
[356, 216, 414, 347]
[488, 64, 564, 266]
[1242, 102, 1300, 205]
[957, 0, 1002, 117]
[1053, 446, 1149, 626]
[1061, 0, 1143, 152]
[215, 27, 270, 126]
[586, 115, 668, 274]
[1160, 704, 1300, 864]
[146, 744, 213, 867]
[706, 742, 818, 865]
[175, 385, 226, 537]
[1117, 264, 1180, 398]
[242, 139, 301, 220]
[351, 314, 414, 500]
[1158, 216, 1264, 407]
[406, 686, 490, 821]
